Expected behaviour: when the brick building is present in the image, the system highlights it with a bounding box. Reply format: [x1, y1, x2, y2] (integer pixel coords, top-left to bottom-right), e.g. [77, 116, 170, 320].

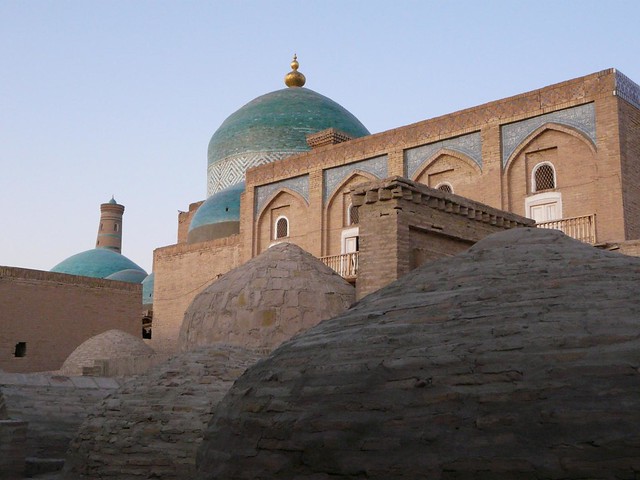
[148, 64, 640, 353]
[1, 198, 146, 373]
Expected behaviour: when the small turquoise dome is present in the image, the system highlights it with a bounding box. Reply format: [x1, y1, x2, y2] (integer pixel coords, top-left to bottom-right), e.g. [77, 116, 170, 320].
[207, 87, 369, 196]
[188, 182, 244, 244]
[51, 248, 147, 279]
[142, 273, 154, 305]
[105, 269, 148, 284]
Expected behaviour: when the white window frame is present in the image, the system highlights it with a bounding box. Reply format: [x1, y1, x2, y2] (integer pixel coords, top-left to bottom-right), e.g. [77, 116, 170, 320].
[341, 226, 360, 254]
[274, 215, 289, 240]
[525, 191, 563, 222]
[346, 201, 360, 226]
[531, 161, 557, 192]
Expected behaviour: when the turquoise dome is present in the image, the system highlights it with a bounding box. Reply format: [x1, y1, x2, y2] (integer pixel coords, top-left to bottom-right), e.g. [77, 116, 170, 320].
[142, 273, 154, 305]
[105, 269, 148, 284]
[208, 87, 369, 165]
[51, 248, 147, 279]
[207, 87, 369, 196]
[188, 182, 244, 244]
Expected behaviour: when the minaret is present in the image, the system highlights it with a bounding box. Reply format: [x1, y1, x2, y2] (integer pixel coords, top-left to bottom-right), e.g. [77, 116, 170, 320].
[95, 196, 125, 253]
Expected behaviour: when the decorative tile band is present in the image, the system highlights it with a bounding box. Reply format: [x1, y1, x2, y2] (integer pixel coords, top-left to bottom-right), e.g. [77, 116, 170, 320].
[614, 70, 640, 110]
[322, 155, 388, 204]
[404, 132, 482, 179]
[501, 103, 595, 167]
[208, 151, 300, 197]
[254, 175, 310, 215]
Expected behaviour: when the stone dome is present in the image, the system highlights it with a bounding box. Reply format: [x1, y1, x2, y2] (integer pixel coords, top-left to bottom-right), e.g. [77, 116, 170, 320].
[51, 248, 147, 279]
[196, 228, 640, 479]
[62, 345, 262, 480]
[104, 268, 148, 283]
[0, 389, 7, 420]
[206, 78, 369, 197]
[60, 329, 154, 376]
[187, 182, 244, 244]
[179, 242, 355, 352]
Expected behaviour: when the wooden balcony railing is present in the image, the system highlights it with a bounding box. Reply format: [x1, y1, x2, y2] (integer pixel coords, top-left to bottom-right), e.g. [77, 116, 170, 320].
[320, 252, 359, 280]
[536, 214, 596, 244]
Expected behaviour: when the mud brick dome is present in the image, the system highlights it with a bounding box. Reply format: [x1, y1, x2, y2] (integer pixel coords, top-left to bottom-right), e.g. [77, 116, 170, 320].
[179, 242, 355, 352]
[0, 389, 7, 420]
[62, 345, 262, 480]
[195, 228, 640, 479]
[60, 329, 154, 376]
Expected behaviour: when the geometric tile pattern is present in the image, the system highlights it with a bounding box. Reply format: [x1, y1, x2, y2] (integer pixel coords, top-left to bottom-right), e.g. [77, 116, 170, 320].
[501, 103, 596, 167]
[207, 151, 299, 197]
[614, 70, 640, 110]
[322, 155, 388, 204]
[254, 175, 310, 216]
[404, 132, 482, 179]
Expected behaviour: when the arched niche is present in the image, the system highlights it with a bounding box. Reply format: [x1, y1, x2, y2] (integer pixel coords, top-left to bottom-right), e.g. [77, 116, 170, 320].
[412, 149, 482, 200]
[324, 171, 376, 257]
[504, 124, 598, 220]
[256, 189, 309, 254]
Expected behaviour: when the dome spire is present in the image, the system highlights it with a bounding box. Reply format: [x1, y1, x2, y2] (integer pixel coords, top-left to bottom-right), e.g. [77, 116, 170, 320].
[284, 54, 306, 88]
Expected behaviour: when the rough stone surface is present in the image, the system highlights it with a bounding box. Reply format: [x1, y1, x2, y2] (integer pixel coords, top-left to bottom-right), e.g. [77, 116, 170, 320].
[0, 388, 8, 419]
[179, 242, 355, 352]
[196, 228, 640, 479]
[62, 345, 262, 480]
[59, 329, 154, 376]
[0, 374, 124, 460]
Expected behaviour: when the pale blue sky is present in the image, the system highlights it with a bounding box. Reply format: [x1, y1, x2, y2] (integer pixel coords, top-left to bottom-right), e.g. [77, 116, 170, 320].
[1, 0, 639, 273]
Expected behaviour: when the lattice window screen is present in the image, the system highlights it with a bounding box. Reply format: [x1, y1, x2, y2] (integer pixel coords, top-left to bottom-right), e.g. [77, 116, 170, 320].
[534, 164, 555, 191]
[276, 218, 289, 239]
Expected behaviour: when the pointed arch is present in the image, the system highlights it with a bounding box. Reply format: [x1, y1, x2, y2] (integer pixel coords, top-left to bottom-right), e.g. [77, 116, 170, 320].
[325, 170, 378, 208]
[324, 170, 377, 257]
[255, 188, 309, 254]
[504, 122, 597, 173]
[504, 122, 599, 220]
[411, 148, 482, 183]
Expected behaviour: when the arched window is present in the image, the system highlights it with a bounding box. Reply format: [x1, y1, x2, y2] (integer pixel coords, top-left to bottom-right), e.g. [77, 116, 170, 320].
[275, 216, 289, 239]
[347, 203, 359, 226]
[436, 182, 453, 194]
[113, 223, 119, 232]
[533, 163, 556, 192]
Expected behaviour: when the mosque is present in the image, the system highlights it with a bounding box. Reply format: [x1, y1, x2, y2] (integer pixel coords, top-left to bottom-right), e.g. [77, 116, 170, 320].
[2, 58, 640, 478]
[3, 57, 640, 370]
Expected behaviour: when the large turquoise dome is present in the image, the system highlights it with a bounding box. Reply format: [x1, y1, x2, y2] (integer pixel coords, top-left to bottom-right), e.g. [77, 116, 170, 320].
[51, 248, 147, 279]
[206, 80, 369, 196]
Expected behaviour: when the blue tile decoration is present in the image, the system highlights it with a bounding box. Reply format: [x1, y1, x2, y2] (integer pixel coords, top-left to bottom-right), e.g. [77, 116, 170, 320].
[404, 132, 482, 179]
[255, 175, 309, 215]
[322, 155, 388, 204]
[208, 151, 296, 196]
[501, 103, 596, 167]
[614, 70, 640, 110]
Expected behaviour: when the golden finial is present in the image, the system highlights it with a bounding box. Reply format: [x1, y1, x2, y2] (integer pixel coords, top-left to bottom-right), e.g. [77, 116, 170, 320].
[284, 53, 306, 88]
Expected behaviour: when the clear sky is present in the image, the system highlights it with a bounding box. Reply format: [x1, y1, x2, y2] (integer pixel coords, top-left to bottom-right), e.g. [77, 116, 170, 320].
[1, 0, 639, 273]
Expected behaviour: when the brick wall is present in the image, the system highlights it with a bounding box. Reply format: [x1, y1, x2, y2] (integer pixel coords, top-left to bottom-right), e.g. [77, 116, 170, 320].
[244, 69, 630, 250]
[177, 200, 204, 244]
[352, 178, 534, 298]
[150, 236, 242, 353]
[0, 373, 123, 459]
[617, 98, 640, 239]
[0, 267, 140, 373]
